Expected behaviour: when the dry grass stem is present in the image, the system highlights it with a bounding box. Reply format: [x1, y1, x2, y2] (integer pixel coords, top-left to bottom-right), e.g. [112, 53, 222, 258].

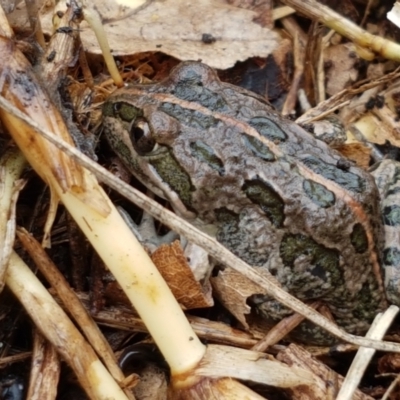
[337, 306, 399, 400]
[281, 0, 400, 61]
[6, 251, 129, 400]
[25, 332, 60, 400]
[0, 148, 26, 292]
[82, 3, 123, 86]
[16, 227, 133, 397]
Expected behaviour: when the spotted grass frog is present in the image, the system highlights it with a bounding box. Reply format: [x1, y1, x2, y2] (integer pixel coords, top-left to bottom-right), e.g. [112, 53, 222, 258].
[102, 62, 400, 342]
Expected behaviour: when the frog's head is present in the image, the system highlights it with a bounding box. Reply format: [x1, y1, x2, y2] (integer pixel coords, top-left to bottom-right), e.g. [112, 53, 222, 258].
[102, 86, 198, 219]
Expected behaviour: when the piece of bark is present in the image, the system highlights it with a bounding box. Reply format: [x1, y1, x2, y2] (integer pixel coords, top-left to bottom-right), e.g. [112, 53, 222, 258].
[277, 344, 373, 399]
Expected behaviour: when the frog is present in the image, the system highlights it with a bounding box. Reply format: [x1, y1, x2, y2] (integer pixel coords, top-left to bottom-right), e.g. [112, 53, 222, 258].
[102, 61, 400, 343]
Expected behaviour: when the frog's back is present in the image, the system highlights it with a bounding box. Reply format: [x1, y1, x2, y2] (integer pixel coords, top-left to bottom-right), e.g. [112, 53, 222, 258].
[161, 63, 388, 338]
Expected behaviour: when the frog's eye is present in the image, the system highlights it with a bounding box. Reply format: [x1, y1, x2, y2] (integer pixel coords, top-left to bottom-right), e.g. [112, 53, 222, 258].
[130, 117, 157, 155]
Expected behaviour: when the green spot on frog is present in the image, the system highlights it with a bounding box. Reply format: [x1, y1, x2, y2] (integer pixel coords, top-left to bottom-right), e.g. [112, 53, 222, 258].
[160, 102, 218, 129]
[248, 117, 287, 143]
[303, 179, 335, 208]
[242, 135, 276, 161]
[351, 275, 384, 320]
[102, 101, 114, 117]
[190, 140, 225, 175]
[149, 149, 195, 209]
[242, 178, 285, 228]
[105, 101, 143, 122]
[280, 233, 341, 282]
[350, 223, 368, 253]
[302, 155, 366, 194]
[383, 205, 400, 226]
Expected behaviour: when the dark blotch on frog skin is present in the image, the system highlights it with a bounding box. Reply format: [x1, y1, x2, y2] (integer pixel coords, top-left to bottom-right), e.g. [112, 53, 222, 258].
[169, 69, 228, 112]
[303, 179, 335, 208]
[248, 116, 287, 143]
[190, 140, 225, 175]
[383, 246, 400, 266]
[242, 178, 285, 228]
[386, 165, 400, 195]
[387, 186, 400, 197]
[383, 247, 400, 305]
[302, 155, 366, 194]
[391, 164, 400, 181]
[215, 207, 270, 266]
[149, 148, 195, 210]
[160, 102, 218, 129]
[350, 223, 369, 253]
[383, 205, 400, 226]
[351, 274, 385, 320]
[251, 232, 345, 345]
[241, 134, 276, 161]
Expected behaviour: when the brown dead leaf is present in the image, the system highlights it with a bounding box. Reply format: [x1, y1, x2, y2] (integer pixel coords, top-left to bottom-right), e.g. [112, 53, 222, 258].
[336, 141, 372, 169]
[367, 108, 400, 148]
[211, 268, 267, 329]
[151, 241, 213, 310]
[324, 43, 360, 96]
[39, 0, 279, 69]
[345, 108, 400, 157]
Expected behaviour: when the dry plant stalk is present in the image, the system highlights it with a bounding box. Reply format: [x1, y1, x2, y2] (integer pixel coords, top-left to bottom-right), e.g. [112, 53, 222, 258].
[5, 251, 129, 400]
[16, 227, 130, 390]
[81, 2, 123, 87]
[0, 148, 26, 292]
[25, 332, 60, 400]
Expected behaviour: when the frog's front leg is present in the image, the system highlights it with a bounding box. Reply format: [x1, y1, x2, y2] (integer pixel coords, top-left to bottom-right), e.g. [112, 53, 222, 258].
[370, 159, 400, 305]
[118, 206, 178, 252]
[117, 207, 213, 282]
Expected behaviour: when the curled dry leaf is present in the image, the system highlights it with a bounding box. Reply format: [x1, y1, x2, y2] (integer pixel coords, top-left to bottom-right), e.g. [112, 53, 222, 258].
[354, 109, 400, 149]
[39, 0, 279, 69]
[324, 43, 360, 96]
[335, 142, 372, 169]
[151, 241, 214, 310]
[211, 268, 268, 329]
